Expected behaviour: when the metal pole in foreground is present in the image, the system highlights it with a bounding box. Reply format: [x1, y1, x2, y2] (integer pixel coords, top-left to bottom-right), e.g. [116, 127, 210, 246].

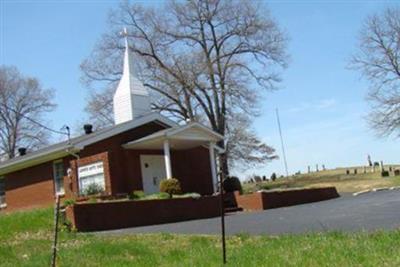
[219, 171, 227, 264]
[51, 195, 61, 267]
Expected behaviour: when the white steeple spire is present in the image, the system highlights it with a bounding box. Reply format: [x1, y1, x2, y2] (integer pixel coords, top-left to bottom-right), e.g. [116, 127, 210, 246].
[113, 27, 151, 124]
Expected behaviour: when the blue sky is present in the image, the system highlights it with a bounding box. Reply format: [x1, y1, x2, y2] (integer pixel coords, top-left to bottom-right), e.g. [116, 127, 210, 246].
[1, 0, 399, 177]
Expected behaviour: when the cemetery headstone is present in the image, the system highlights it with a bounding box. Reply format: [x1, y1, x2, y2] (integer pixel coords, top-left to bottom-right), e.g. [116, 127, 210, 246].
[367, 154, 372, 167]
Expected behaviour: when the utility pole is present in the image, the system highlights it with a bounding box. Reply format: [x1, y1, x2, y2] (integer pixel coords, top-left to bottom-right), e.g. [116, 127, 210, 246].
[276, 108, 289, 178]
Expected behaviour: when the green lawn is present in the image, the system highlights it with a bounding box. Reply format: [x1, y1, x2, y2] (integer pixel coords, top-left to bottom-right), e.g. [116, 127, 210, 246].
[1, 208, 400, 266]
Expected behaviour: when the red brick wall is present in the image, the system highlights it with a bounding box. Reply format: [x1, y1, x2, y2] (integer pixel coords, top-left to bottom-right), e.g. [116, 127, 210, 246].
[235, 187, 340, 211]
[4, 162, 55, 211]
[66, 196, 220, 231]
[3, 157, 73, 211]
[172, 147, 214, 195]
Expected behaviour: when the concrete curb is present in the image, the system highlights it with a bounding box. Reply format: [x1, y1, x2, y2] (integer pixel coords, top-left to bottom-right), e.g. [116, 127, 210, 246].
[353, 190, 371, 196]
[353, 186, 400, 196]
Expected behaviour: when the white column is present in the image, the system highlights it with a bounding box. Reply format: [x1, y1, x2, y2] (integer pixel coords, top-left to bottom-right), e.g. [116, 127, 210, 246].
[209, 142, 218, 193]
[163, 139, 173, 179]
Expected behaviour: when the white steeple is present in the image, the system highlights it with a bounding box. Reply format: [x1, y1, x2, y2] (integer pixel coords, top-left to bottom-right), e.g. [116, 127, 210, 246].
[113, 28, 151, 124]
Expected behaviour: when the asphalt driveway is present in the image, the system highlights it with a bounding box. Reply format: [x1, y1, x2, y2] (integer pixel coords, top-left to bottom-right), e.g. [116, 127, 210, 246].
[98, 190, 400, 236]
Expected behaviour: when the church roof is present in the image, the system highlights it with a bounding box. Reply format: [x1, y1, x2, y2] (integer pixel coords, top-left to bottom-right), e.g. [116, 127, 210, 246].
[0, 113, 176, 176]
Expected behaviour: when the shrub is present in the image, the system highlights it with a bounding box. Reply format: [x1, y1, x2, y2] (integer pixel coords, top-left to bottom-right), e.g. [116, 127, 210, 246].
[143, 192, 171, 200]
[261, 184, 271, 190]
[160, 178, 182, 198]
[270, 173, 277, 182]
[157, 192, 171, 199]
[178, 193, 201, 199]
[222, 176, 242, 193]
[83, 183, 104, 196]
[381, 171, 390, 177]
[88, 197, 98, 203]
[129, 190, 145, 200]
[63, 199, 76, 207]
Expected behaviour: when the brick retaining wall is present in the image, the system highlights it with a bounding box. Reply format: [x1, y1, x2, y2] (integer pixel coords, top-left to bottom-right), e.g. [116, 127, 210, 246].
[66, 196, 220, 231]
[235, 187, 340, 211]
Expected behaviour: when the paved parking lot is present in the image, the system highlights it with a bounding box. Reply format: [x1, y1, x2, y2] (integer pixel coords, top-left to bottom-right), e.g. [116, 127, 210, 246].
[99, 190, 400, 236]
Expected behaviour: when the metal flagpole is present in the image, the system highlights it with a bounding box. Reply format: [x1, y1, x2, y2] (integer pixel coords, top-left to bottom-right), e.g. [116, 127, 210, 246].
[276, 108, 289, 178]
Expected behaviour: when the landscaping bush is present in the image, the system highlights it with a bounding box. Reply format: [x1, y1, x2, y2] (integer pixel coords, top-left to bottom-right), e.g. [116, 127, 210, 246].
[129, 190, 145, 200]
[270, 173, 277, 181]
[83, 183, 104, 196]
[160, 178, 182, 198]
[223, 176, 242, 193]
[174, 193, 201, 199]
[381, 171, 390, 177]
[143, 192, 171, 200]
[63, 199, 76, 207]
[88, 197, 98, 203]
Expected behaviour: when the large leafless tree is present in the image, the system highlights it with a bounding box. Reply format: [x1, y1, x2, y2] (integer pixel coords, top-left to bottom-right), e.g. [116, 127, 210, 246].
[81, 0, 288, 172]
[0, 66, 56, 159]
[351, 7, 400, 137]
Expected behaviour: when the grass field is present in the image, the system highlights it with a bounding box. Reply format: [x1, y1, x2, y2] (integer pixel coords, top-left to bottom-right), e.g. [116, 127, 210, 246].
[1, 208, 400, 266]
[243, 165, 400, 194]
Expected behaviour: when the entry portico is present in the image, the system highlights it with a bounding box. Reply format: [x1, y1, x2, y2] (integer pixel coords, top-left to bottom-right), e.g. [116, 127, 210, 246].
[123, 122, 224, 193]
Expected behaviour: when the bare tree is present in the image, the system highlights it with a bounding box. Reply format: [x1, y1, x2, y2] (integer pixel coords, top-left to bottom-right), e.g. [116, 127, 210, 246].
[226, 113, 278, 170]
[0, 66, 56, 159]
[81, 0, 288, 173]
[350, 7, 400, 137]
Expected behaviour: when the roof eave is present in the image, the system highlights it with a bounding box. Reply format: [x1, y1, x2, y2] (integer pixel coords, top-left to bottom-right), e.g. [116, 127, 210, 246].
[0, 146, 80, 176]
